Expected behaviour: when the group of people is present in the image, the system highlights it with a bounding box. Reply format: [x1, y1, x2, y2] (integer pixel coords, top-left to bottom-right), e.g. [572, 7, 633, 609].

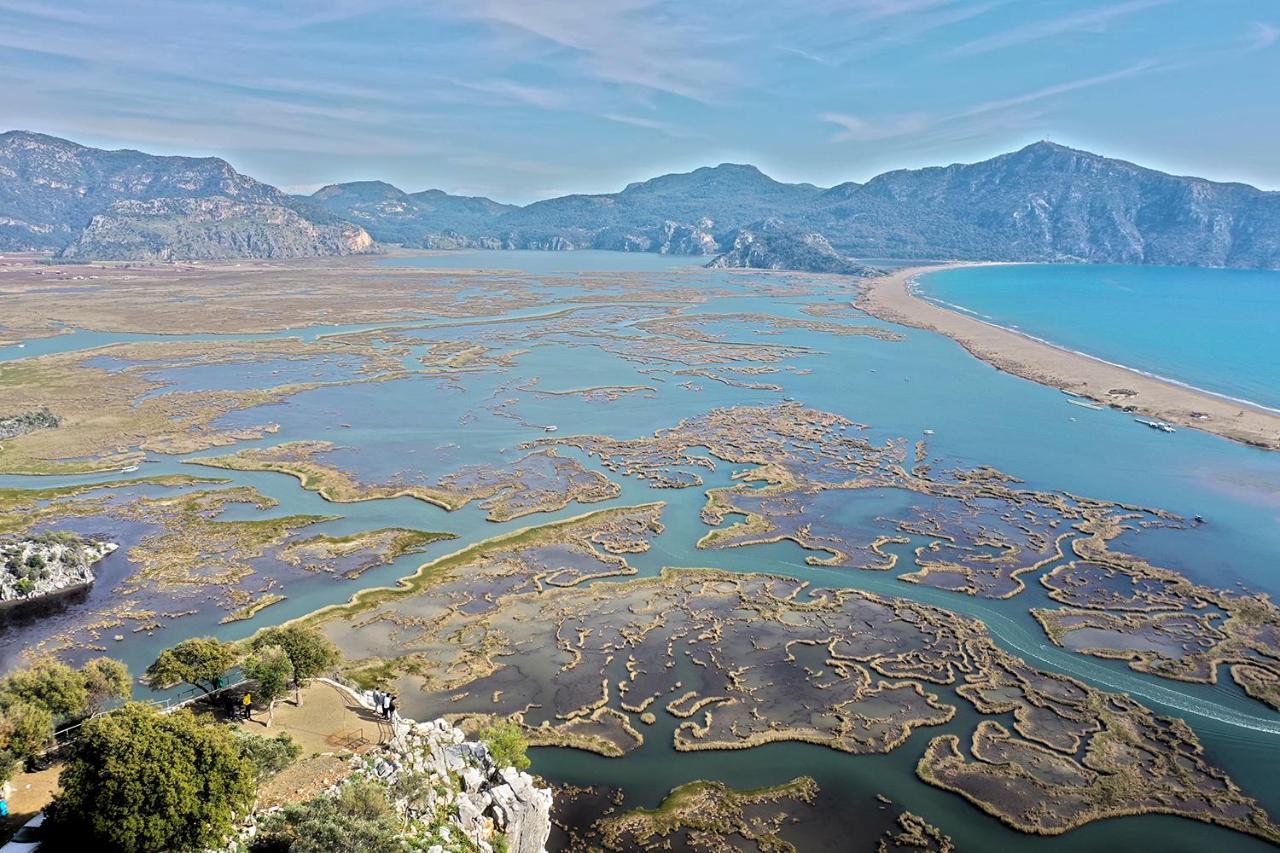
[371, 689, 398, 721]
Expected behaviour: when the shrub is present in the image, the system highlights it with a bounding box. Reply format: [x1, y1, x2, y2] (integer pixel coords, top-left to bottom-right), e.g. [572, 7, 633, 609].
[477, 720, 531, 771]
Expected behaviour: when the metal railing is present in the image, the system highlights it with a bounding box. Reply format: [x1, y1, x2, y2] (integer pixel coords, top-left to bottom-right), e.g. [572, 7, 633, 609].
[41, 678, 251, 755]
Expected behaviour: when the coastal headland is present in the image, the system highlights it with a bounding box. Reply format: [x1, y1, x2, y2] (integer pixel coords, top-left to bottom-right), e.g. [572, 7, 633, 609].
[857, 265, 1280, 451]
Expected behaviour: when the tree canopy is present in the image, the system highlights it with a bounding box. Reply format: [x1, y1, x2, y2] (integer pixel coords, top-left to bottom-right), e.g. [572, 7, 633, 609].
[241, 645, 293, 726]
[0, 656, 132, 782]
[0, 701, 52, 782]
[0, 658, 89, 721]
[250, 625, 339, 704]
[145, 636, 235, 696]
[45, 702, 255, 853]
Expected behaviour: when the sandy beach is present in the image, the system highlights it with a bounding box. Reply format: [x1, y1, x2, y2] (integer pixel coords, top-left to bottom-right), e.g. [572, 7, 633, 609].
[857, 265, 1280, 452]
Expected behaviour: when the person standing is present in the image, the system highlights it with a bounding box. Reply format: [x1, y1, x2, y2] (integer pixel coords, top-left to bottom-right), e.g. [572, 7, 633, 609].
[241, 691, 252, 720]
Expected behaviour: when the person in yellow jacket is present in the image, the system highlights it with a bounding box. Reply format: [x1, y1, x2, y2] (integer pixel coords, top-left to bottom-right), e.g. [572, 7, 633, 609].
[241, 692, 252, 720]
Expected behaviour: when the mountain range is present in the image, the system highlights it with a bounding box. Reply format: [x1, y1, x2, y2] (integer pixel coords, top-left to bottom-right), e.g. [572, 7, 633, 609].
[0, 131, 372, 260]
[2, 129, 1277, 271]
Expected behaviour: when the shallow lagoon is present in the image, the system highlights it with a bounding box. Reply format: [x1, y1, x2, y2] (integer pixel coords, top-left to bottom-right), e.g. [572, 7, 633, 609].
[2, 252, 1279, 850]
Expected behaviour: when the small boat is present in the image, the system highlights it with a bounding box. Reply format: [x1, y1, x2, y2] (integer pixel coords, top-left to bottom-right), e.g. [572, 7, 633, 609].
[544, 425, 558, 432]
[121, 465, 140, 473]
[922, 429, 935, 436]
[1135, 418, 1176, 433]
[1066, 398, 1104, 411]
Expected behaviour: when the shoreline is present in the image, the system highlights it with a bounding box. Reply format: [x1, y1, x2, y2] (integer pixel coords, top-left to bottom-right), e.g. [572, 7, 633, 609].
[856, 264, 1280, 451]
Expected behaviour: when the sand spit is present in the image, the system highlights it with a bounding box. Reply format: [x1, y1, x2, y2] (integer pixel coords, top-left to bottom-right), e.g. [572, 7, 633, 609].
[857, 265, 1280, 451]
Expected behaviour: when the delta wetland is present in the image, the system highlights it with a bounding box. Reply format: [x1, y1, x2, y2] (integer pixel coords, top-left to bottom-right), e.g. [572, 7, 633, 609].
[3, 249, 1280, 851]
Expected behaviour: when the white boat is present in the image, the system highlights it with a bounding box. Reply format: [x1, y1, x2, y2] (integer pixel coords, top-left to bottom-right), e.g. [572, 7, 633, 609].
[121, 465, 140, 473]
[1135, 418, 1176, 433]
[1066, 398, 1104, 411]
[544, 425, 558, 432]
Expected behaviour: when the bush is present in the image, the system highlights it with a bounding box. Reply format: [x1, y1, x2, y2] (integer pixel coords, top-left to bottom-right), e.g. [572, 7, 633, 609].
[232, 729, 302, 782]
[251, 780, 403, 853]
[477, 720, 531, 771]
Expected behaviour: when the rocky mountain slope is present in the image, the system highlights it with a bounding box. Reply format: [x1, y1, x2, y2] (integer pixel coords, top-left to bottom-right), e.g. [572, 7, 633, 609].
[308, 143, 1280, 270]
[309, 180, 516, 247]
[60, 197, 373, 260]
[707, 218, 874, 275]
[4, 130, 1277, 269]
[0, 130, 373, 259]
[802, 141, 1280, 267]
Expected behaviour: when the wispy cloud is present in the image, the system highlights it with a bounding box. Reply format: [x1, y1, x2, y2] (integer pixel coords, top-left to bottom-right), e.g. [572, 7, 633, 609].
[1245, 21, 1279, 51]
[450, 78, 571, 110]
[822, 61, 1160, 142]
[945, 0, 1171, 58]
[433, 0, 732, 101]
[598, 112, 699, 139]
[819, 112, 933, 142]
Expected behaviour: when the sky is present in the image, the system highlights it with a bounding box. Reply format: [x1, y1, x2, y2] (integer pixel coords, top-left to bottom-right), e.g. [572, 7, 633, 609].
[0, 0, 1276, 203]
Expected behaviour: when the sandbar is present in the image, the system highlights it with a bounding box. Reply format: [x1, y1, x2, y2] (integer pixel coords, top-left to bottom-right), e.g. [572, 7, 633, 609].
[857, 265, 1280, 451]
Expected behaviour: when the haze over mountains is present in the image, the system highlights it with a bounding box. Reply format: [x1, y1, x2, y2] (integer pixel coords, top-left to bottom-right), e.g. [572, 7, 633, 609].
[2, 129, 1277, 271]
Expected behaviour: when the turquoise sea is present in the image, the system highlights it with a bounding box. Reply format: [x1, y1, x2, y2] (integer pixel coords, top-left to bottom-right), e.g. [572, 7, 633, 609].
[918, 263, 1280, 412]
[2, 251, 1279, 851]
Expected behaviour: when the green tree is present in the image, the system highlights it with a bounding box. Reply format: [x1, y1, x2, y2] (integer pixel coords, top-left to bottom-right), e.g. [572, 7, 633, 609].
[477, 719, 531, 771]
[145, 636, 235, 697]
[0, 658, 90, 722]
[242, 645, 293, 727]
[44, 703, 255, 853]
[0, 700, 53, 782]
[0, 657, 132, 783]
[251, 625, 340, 705]
[250, 779, 402, 853]
[82, 656, 132, 713]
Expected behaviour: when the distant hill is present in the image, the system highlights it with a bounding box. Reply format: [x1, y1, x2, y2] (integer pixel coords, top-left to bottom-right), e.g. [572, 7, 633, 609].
[60, 197, 373, 261]
[0, 131, 373, 259]
[707, 219, 873, 276]
[308, 180, 515, 246]
[3, 130, 1277, 270]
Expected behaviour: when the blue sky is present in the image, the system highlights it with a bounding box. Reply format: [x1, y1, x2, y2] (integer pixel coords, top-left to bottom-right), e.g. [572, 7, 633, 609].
[1, 0, 1276, 202]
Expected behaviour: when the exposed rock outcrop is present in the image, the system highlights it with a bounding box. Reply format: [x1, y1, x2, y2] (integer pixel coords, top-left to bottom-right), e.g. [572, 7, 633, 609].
[0, 407, 61, 441]
[0, 130, 376, 260]
[0, 533, 116, 602]
[231, 696, 552, 853]
[60, 197, 375, 261]
[708, 218, 874, 275]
